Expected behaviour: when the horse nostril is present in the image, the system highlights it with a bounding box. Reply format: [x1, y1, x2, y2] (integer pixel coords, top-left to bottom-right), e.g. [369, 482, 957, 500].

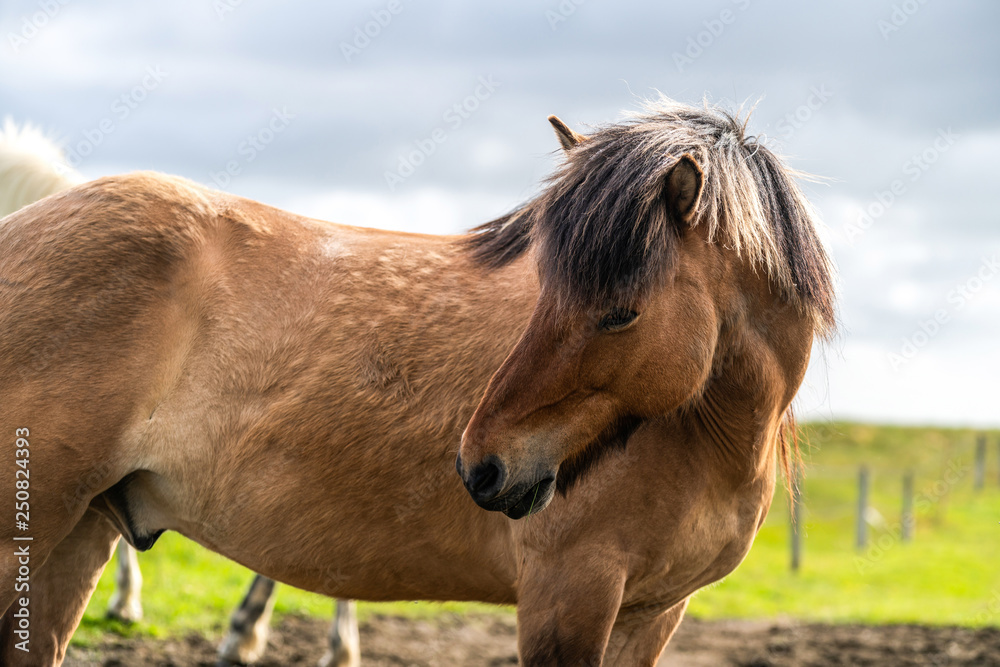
[464, 457, 506, 503]
[469, 463, 499, 493]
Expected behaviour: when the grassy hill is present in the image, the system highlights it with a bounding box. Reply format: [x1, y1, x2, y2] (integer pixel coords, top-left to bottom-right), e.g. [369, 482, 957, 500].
[75, 422, 1000, 646]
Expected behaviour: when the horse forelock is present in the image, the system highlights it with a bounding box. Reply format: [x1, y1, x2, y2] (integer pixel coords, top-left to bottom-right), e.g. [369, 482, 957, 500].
[464, 99, 836, 335]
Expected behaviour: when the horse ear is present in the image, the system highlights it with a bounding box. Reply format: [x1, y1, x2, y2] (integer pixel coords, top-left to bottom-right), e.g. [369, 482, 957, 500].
[663, 153, 704, 223]
[547, 115, 586, 152]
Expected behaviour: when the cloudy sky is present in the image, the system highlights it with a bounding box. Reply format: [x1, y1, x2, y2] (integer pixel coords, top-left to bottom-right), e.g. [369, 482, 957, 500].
[1, 0, 997, 426]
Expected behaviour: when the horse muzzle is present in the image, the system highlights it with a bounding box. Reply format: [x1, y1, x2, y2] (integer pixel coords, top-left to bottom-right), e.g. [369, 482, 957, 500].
[456, 454, 556, 519]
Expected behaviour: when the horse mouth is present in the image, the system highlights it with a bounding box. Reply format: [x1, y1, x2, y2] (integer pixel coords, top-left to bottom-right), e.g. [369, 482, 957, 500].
[497, 476, 556, 520]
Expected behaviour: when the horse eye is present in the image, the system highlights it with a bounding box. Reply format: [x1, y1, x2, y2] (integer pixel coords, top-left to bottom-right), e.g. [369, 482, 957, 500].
[598, 308, 639, 332]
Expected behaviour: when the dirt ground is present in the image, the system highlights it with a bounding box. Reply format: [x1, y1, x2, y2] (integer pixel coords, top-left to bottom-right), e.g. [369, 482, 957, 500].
[63, 613, 1000, 666]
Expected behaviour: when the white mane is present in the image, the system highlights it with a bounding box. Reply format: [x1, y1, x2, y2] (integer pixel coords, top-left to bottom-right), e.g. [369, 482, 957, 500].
[0, 118, 82, 217]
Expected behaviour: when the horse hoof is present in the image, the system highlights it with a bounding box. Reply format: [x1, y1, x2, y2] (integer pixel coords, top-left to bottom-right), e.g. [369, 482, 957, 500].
[105, 598, 143, 624]
[318, 649, 361, 667]
[217, 631, 268, 666]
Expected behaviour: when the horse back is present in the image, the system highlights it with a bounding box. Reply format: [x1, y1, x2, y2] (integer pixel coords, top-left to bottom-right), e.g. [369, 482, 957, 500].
[0, 171, 314, 378]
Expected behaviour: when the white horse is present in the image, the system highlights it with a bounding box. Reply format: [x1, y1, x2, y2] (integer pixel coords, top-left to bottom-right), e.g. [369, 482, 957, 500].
[0, 119, 359, 667]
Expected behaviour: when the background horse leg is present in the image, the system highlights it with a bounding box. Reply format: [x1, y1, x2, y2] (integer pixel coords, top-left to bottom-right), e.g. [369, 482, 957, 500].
[603, 597, 689, 666]
[217, 574, 278, 666]
[516, 558, 625, 667]
[0, 510, 120, 666]
[106, 542, 143, 622]
[318, 599, 360, 667]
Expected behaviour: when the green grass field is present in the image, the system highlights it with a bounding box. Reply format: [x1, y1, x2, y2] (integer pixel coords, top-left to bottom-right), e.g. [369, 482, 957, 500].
[688, 422, 1000, 625]
[75, 422, 1000, 646]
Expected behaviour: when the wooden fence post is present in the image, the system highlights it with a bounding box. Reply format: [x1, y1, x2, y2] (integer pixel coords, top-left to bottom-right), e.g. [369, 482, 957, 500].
[856, 466, 869, 550]
[790, 462, 802, 572]
[901, 470, 914, 543]
[975, 435, 986, 491]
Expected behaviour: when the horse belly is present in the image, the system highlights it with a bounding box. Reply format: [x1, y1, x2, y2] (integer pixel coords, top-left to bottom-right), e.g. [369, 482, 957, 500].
[151, 440, 519, 605]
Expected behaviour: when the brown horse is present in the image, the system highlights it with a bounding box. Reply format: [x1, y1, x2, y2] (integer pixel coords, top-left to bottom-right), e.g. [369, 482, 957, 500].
[0, 100, 833, 666]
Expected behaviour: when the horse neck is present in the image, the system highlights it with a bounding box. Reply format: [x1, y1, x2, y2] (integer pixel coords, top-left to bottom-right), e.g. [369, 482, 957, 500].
[687, 272, 815, 492]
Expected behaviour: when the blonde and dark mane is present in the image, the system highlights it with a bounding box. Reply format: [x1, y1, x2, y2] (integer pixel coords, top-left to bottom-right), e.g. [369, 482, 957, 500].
[466, 100, 835, 334]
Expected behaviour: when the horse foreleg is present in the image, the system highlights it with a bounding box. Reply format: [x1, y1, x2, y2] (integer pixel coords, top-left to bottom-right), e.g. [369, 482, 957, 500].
[0, 509, 120, 666]
[216, 574, 278, 666]
[318, 599, 360, 667]
[106, 542, 143, 623]
[516, 559, 625, 667]
[603, 597, 689, 666]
